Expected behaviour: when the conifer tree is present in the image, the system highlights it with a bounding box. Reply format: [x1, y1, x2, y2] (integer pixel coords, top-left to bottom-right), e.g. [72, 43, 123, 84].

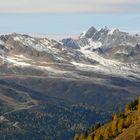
[104, 126, 111, 139]
[125, 103, 131, 114]
[74, 134, 80, 140]
[87, 134, 94, 140]
[117, 118, 124, 133]
[112, 113, 118, 136]
[94, 133, 103, 140]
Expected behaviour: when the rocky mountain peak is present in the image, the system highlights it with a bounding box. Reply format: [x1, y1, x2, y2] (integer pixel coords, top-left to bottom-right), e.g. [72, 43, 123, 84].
[85, 26, 97, 38]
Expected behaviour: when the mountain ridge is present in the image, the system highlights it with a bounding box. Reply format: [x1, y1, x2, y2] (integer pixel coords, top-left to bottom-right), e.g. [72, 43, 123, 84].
[0, 27, 140, 79]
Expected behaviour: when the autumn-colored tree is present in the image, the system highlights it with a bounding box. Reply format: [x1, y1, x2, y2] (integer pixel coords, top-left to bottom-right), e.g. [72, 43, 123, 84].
[104, 126, 112, 139]
[124, 115, 132, 128]
[117, 118, 124, 133]
[125, 103, 131, 114]
[119, 112, 125, 118]
[87, 134, 94, 140]
[83, 130, 88, 139]
[94, 133, 103, 140]
[78, 134, 85, 140]
[74, 134, 80, 140]
[112, 113, 118, 136]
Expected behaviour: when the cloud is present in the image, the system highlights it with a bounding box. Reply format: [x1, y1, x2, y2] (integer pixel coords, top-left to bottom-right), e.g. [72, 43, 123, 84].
[0, 0, 140, 13]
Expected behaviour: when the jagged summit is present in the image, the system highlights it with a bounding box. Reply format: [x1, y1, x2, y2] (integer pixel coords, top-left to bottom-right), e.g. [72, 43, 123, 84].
[97, 26, 120, 35]
[84, 26, 97, 38]
[62, 26, 140, 57]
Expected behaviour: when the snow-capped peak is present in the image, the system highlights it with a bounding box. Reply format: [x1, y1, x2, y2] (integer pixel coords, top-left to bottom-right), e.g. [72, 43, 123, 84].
[108, 28, 119, 35]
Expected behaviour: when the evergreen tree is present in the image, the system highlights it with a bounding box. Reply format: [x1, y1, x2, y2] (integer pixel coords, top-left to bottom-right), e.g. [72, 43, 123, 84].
[83, 130, 88, 139]
[94, 122, 101, 130]
[89, 126, 94, 133]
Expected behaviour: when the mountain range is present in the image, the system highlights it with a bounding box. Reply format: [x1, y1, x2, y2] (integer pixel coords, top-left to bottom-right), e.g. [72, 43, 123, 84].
[0, 26, 140, 139]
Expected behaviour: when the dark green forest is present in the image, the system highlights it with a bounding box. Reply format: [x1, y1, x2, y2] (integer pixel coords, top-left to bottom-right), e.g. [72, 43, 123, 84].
[0, 103, 110, 140]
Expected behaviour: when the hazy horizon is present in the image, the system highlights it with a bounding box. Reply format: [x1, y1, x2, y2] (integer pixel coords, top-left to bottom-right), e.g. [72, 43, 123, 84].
[0, 0, 139, 38]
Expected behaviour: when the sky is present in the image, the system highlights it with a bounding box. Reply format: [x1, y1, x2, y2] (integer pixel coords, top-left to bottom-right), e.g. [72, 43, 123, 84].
[0, 0, 140, 38]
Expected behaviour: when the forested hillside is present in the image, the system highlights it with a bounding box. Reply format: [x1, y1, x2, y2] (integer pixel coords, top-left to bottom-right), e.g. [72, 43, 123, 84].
[74, 97, 140, 140]
[0, 101, 110, 140]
